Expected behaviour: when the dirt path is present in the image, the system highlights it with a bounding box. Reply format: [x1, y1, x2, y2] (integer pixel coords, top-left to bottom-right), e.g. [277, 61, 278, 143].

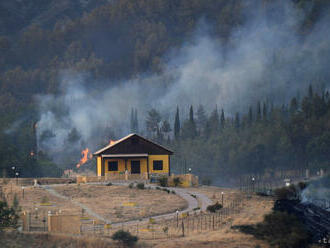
[41, 183, 212, 226]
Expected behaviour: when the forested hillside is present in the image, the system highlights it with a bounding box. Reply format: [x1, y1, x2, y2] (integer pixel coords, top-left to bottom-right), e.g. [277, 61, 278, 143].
[0, 0, 329, 179]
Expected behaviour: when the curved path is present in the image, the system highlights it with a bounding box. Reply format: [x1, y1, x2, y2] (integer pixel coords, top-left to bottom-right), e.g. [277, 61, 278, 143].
[41, 183, 212, 227]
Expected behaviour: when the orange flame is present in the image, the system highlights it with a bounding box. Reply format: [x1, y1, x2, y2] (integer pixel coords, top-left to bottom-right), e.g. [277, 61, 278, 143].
[109, 139, 116, 145]
[76, 148, 92, 168]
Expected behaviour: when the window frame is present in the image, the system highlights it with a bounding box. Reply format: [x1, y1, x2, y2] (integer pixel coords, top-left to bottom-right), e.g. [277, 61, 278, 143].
[153, 160, 163, 171]
[108, 161, 118, 171]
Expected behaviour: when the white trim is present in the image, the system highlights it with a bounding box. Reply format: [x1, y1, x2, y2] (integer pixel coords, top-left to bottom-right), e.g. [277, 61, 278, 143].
[101, 154, 148, 158]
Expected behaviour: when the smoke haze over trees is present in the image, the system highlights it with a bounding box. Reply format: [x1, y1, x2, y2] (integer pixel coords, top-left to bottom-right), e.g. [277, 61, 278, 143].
[0, 0, 329, 180]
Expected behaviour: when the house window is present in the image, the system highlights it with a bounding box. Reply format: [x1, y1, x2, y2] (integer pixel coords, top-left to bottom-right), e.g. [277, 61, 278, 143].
[153, 160, 163, 171]
[108, 161, 118, 171]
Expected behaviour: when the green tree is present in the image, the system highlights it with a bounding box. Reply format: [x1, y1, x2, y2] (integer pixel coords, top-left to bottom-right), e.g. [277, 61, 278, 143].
[146, 108, 161, 137]
[0, 200, 19, 230]
[174, 106, 181, 140]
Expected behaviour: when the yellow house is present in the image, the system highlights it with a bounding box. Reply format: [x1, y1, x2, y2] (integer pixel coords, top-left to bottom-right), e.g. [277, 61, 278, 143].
[93, 134, 173, 178]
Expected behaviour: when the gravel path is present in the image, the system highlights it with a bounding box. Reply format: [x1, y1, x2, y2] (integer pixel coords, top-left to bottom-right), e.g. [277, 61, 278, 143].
[41, 183, 212, 226]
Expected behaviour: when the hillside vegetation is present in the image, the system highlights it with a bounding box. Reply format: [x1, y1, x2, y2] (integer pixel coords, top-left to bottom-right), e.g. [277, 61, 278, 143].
[0, 0, 329, 178]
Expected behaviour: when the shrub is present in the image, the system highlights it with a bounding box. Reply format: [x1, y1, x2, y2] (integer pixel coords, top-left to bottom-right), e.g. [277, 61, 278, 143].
[0, 200, 19, 230]
[106, 182, 112, 186]
[111, 230, 138, 247]
[190, 194, 197, 198]
[136, 183, 145, 190]
[274, 185, 297, 200]
[128, 183, 134, 189]
[206, 201, 223, 213]
[158, 176, 168, 187]
[173, 177, 181, 187]
[297, 181, 308, 191]
[201, 178, 212, 186]
[156, 186, 161, 190]
[171, 190, 176, 194]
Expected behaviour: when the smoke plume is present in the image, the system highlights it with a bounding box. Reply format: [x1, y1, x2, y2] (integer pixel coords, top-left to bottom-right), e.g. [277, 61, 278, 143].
[36, 1, 330, 167]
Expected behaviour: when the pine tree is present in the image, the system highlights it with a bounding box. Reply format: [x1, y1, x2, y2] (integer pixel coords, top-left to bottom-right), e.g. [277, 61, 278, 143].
[174, 106, 180, 140]
[146, 109, 161, 137]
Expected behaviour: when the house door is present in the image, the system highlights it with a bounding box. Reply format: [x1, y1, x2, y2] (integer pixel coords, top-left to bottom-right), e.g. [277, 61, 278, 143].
[131, 160, 140, 174]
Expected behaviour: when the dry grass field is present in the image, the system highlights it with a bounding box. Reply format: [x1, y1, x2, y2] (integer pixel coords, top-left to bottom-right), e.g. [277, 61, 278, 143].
[1, 182, 84, 216]
[1, 182, 187, 223]
[189, 186, 243, 208]
[1, 181, 277, 247]
[151, 194, 274, 248]
[53, 184, 187, 223]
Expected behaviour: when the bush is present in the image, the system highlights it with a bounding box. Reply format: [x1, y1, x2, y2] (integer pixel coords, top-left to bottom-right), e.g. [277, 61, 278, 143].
[171, 190, 176, 194]
[274, 185, 298, 200]
[128, 183, 134, 189]
[190, 194, 197, 198]
[111, 230, 138, 247]
[106, 182, 112, 186]
[158, 176, 168, 187]
[136, 183, 145, 190]
[206, 201, 222, 212]
[162, 188, 170, 194]
[173, 177, 181, 187]
[201, 178, 212, 186]
[0, 200, 19, 230]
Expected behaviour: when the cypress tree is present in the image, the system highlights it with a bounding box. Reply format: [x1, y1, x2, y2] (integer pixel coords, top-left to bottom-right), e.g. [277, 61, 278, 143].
[257, 101, 261, 121]
[134, 108, 139, 133]
[174, 106, 180, 140]
[262, 102, 267, 121]
[220, 109, 225, 129]
[248, 106, 253, 124]
[130, 108, 134, 132]
[308, 84, 313, 99]
[235, 112, 240, 130]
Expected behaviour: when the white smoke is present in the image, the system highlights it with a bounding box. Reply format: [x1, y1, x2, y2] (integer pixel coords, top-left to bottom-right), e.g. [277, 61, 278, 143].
[36, 1, 330, 166]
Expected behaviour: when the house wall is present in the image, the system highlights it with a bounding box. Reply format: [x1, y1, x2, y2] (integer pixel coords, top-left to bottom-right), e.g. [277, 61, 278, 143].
[104, 158, 148, 174]
[148, 155, 169, 174]
[97, 156, 102, 176]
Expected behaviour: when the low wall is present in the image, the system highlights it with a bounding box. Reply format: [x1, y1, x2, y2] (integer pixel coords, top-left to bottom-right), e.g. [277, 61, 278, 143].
[77, 173, 149, 183]
[168, 173, 199, 187]
[0, 178, 75, 186]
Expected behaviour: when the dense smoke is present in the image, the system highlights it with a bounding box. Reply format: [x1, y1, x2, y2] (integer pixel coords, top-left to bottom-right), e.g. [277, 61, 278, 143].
[36, 1, 330, 167]
[301, 175, 330, 210]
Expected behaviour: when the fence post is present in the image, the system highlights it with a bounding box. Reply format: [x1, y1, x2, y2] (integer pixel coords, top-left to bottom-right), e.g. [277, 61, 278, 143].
[212, 215, 214, 230]
[181, 220, 185, 237]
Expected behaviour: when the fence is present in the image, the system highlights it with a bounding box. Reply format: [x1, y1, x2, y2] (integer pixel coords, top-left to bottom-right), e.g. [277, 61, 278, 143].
[237, 168, 329, 194]
[20, 196, 244, 240]
[0, 178, 75, 186]
[78, 197, 243, 240]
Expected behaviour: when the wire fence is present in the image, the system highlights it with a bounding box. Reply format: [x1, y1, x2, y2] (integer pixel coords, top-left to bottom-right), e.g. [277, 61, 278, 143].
[78, 197, 244, 239]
